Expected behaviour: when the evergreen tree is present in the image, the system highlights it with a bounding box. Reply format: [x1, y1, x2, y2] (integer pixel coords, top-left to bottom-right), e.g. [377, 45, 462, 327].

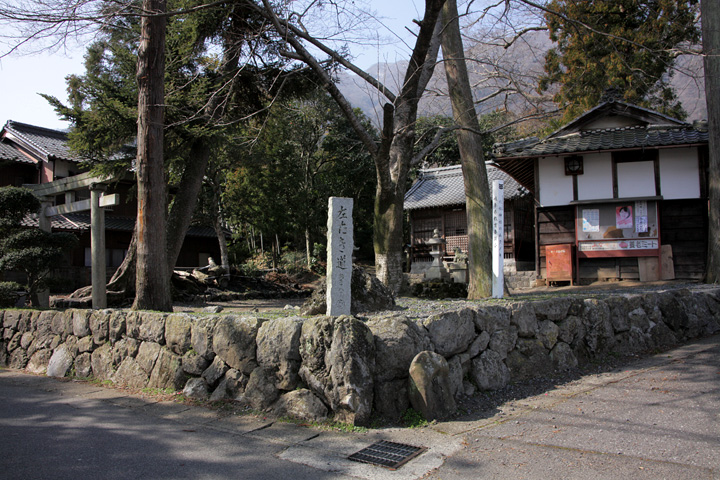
[44, 0, 311, 304]
[223, 90, 377, 263]
[0, 187, 77, 306]
[539, 0, 700, 122]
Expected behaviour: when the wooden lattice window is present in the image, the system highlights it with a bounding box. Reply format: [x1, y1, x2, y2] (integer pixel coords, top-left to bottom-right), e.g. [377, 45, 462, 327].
[413, 217, 442, 245]
[444, 210, 468, 254]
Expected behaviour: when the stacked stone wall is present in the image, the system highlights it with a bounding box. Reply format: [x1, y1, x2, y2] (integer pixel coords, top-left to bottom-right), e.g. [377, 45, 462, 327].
[2, 288, 719, 425]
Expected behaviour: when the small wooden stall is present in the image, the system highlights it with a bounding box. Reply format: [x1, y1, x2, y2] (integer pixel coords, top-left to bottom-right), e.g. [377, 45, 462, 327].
[575, 198, 662, 282]
[491, 93, 709, 284]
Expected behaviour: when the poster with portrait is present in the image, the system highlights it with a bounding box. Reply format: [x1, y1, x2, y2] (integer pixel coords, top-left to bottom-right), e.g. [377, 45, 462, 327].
[616, 205, 633, 228]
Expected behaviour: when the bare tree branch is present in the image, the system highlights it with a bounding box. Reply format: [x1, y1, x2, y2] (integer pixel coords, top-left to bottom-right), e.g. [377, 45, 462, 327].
[245, 0, 398, 104]
[257, 0, 379, 156]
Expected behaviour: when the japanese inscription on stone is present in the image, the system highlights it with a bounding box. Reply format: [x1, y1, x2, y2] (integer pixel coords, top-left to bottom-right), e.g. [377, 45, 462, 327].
[327, 197, 353, 316]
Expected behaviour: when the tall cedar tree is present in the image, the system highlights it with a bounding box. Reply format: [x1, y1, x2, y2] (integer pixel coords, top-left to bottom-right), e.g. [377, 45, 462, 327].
[133, 0, 171, 311]
[539, 0, 700, 123]
[47, 0, 312, 303]
[702, 0, 720, 282]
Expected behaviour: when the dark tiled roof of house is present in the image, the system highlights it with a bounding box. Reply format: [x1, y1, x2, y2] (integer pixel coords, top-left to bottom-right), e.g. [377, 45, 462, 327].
[21, 213, 218, 238]
[0, 140, 29, 163]
[404, 164, 527, 210]
[3, 120, 84, 163]
[493, 124, 708, 159]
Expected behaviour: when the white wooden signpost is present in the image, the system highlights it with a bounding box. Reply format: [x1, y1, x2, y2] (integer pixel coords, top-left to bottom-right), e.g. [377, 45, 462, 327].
[326, 197, 353, 316]
[492, 180, 504, 299]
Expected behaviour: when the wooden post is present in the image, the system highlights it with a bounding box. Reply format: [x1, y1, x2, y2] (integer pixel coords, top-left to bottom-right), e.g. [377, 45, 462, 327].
[492, 180, 504, 298]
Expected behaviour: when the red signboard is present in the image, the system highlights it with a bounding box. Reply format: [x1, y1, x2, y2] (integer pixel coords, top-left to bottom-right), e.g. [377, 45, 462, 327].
[546, 244, 573, 284]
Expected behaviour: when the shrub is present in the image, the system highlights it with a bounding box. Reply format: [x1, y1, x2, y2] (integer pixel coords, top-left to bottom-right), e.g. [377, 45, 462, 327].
[279, 250, 307, 276]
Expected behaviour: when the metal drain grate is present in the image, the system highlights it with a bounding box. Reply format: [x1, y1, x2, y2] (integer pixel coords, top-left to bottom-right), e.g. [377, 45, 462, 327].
[348, 440, 427, 470]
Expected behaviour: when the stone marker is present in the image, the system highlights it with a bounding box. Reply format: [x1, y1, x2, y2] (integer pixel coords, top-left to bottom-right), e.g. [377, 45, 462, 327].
[46, 345, 74, 378]
[408, 350, 456, 421]
[326, 197, 353, 316]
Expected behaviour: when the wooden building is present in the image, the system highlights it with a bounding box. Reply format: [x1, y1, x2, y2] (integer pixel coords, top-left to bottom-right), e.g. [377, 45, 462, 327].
[491, 95, 709, 283]
[404, 164, 535, 273]
[0, 120, 221, 289]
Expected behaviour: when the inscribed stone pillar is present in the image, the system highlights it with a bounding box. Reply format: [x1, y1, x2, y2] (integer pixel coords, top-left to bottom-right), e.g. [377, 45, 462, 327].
[90, 183, 108, 309]
[326, 197, 353, 316]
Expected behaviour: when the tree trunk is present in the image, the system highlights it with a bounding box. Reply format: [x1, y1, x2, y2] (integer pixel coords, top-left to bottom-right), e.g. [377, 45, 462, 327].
[166, 140, 211, 274]
[703, 0, 720, 283]
[272, 236, 278, 270]
[68, 228, 137, 300]
[132, 0, 171, 312]
[210, 178, 230, 272]
[440, 0, 492, 298]
[371, 2, 444, 294]
[373, 185, 406, 293]
[108, 228, 137, 292]
[213, 212, 230, 272]
[305, 227, 312, 270]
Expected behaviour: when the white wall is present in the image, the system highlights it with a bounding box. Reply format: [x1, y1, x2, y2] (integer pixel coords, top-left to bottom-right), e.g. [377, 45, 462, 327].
[582, 116, 642, 130]
[53, 159, 77, 179]
[659, 148, 700, 199]
[617, 161, 656, 197]
[538, 148, 701, 206]
[577, 152, 613, 201]
[538, 156, 574, 206]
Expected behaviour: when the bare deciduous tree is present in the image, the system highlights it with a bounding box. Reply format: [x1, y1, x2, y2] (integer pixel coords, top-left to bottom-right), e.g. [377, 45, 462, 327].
[440, 0, 493, 299]
[249, 0, 446, 293]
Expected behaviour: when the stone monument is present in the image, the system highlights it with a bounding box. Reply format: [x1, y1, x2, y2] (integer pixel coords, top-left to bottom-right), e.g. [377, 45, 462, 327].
[326, 197, 353, 316]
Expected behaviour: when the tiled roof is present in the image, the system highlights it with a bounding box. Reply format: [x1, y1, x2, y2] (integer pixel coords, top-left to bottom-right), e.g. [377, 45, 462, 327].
[404, 164, 527, 210]
[0, 140, 30, 163]
[494, 124, 708, 159]
[3, 120, 84, 163]
[21, 213, 218, 238]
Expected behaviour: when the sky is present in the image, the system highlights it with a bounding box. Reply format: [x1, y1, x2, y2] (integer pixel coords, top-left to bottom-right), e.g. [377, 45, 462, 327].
[0, 0, 423, 131]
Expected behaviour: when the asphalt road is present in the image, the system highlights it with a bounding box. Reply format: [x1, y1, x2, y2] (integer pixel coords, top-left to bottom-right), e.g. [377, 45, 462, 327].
[1, 334, 719, 480]
[0, 374, 346, 480]
[0, 371, 457, 480]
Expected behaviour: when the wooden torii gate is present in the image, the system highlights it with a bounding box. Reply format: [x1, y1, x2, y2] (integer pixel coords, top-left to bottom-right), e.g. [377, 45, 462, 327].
[26, 172, 120, 309]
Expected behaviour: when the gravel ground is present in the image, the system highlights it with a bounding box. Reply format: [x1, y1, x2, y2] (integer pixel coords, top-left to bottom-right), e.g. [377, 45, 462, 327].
[369, 279, 713, 319]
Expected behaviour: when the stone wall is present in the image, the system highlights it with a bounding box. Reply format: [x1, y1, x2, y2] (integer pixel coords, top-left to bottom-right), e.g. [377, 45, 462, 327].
[2, 288, 719, 426]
